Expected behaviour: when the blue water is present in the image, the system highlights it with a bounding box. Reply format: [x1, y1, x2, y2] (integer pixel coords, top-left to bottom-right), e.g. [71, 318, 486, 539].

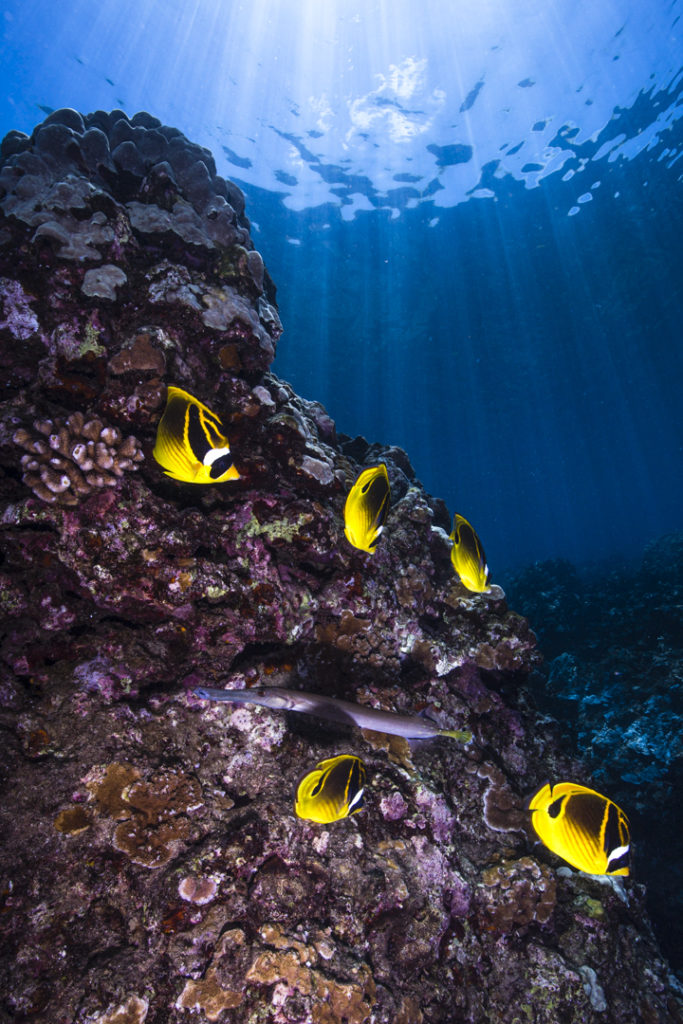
[1, 0, 682, 572]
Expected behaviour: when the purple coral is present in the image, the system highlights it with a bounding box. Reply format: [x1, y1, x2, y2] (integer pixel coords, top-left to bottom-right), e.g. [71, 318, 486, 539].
[0, 278, 40, 339]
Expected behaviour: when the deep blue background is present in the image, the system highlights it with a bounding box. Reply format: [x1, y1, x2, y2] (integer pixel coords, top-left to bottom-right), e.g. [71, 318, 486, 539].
[248, 94, 683, 574]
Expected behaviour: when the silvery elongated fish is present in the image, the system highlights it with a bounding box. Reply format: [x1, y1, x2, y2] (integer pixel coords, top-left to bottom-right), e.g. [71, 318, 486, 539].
[193, 685, 471, 742]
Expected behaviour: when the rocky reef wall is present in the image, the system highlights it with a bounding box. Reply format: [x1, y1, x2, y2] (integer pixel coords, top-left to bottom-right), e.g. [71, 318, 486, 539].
[0, 110, 681, 1024]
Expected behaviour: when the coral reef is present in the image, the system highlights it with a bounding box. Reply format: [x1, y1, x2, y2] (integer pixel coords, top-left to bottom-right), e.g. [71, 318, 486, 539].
[0, 110, 681, 1023]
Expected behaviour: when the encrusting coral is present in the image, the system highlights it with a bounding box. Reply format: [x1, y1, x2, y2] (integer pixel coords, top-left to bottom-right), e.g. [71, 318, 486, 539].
[90, 995, 150, 1024]
[85, 762, 203, 867]
[0, 110, 681, 1024]
[477, 856, 557, 933]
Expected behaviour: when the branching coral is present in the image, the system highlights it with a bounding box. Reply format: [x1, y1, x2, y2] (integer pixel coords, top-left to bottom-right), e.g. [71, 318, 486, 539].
[14, 411, 143, 504]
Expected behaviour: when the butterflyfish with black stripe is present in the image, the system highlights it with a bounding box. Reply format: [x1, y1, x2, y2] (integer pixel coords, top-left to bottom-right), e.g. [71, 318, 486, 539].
[344, 464, 390, 553]
[450, 513, 491, 593]
[528, 781, 631, 876]
[153, 386, 240, 484]
[294, 755, 367, 824]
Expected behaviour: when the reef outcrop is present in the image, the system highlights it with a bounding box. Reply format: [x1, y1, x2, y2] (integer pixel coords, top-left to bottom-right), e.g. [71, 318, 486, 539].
[1, 110, 681, 1024]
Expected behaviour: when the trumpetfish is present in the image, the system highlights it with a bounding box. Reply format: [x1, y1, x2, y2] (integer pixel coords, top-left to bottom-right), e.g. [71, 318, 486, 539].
[193, 686, 471, 743]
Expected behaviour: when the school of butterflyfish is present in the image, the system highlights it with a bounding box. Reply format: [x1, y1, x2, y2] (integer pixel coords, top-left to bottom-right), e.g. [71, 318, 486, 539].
[156, 386, 631, 869]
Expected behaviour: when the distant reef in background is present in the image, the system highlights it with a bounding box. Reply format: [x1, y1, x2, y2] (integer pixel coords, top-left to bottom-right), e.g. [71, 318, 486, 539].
[0, 109, 681, 1023]
[503, 537, 683, 979]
